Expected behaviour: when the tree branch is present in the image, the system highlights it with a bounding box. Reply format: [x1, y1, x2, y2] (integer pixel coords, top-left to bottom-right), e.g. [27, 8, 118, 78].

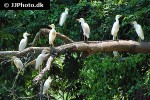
[33, 55, 55, 84]
[30, 28, 74, 46]
[1, 40, 150, 84]
[1, 40, 150, 58]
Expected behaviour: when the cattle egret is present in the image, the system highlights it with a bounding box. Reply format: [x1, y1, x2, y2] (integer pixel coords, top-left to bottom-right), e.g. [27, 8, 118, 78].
[59, 8, 69, 26]
[35, 49, 50, 72]
[132, 21, 144, 42]
[77, 18, 90, 41]
[12, 56, 24, 73]
[19, 32, 30, 51]
[43, 76, 53, 96]
[49, 24, 57, 46]
[111, 15, 122, 40]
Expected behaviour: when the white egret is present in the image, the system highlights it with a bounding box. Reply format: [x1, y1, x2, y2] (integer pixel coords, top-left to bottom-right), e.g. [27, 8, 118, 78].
[59, 8, 69, 26]
[77, 18, 90, 41]
[132, 21, 144, 42]
[111, 15, 122, 40]
[43, 76, 53, 97]
[19, 32, 30, 51]
[12, 56, 24, 73]
[35, 49, 50, 72]
[49, 24, 57, 46]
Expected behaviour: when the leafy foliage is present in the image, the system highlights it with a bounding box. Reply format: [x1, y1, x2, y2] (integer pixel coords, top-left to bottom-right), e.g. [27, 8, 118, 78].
[0, 0, 150, 99]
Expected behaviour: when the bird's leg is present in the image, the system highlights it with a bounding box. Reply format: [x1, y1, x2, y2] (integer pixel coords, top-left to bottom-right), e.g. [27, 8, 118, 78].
[84, 35, 85, 42]
[116, 35, 119, 41]
[47, 93, 49, 100]
[138, 38, 141, 42]
[39, 65, 41, 73]
[113, 36, 115, 41]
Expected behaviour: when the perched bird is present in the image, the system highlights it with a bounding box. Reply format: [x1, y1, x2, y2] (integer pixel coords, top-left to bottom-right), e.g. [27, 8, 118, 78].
[49, 24, 57, 46]
[59, 8, 69, 26]
[35, 49, 50, 72]
[77, 18, 90, 41]
[19, 32, 30, 51]
[111, 15, 122, 40]
[12, 56, 24, 73]
[132, 21, 144, 42]
[43, 76, 53, 95]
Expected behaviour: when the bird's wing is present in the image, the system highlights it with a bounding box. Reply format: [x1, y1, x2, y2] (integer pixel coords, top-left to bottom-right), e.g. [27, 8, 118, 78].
[59, 12, 67, 26]
[136, 24, 144, 40]
[49, 30, 56, 44]
[35, 55, 43, 70]
[111, 22, 119, 36]
[15, 59, 23, 69]
[43, 80, 50, 94]
[19, 39, 27, 51]
[82, 23, 90, 38]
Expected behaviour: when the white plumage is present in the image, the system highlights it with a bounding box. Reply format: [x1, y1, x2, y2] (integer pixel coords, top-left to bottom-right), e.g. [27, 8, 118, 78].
[111, 15, 122, 40]
[59, 8, 69, 26]
[12, 56, 24, 72]
[49, 24, 57, 46]
[43, 76, 53, 95]
[35, 49, 49, 70]
[77, 18, 90, 41]
[132, 21, 144, 41]
[19, 32, 30, 51]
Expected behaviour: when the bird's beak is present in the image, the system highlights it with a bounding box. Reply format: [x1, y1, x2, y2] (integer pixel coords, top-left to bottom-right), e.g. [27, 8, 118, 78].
[119, 15, 122, 17]
[76, 19, 80, 21]
[130, 22, 134, 25]
[66, 8, 69, 10]
[48, 25, 52, 28]
[27, 33, 31, 35]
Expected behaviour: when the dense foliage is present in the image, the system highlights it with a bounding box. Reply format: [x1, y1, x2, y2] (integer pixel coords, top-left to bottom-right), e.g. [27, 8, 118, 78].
[0, 0, 150, 99]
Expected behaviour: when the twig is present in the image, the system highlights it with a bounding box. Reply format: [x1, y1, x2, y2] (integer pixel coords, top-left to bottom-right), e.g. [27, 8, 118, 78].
[17, 95, 38, 99]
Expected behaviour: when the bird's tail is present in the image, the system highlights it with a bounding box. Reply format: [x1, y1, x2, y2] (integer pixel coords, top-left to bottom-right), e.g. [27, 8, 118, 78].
[59, 19, 63, 26]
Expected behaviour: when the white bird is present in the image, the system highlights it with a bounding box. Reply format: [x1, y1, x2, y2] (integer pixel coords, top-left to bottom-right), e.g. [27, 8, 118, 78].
[35, 49, 50, 72]
[43, 76, 53, 95]
[49, 24, 57, 46]
[19, 32, 30, 51]
[12, 56, 24, 72]
[59, 8, 69, 26]
[77, 18, 90, 41]
[132, 21, 144, 42]
[111, 15, 122, 40]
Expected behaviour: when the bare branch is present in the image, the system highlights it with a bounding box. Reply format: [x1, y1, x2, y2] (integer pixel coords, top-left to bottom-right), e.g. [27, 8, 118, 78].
[33, 55, 55, 84]
[57, 32, 74, 43]
[0, 47, 50, 58]
[30, 28, 74, 46]
[1, 40, 150, 58]
[17, 95, 38, 100]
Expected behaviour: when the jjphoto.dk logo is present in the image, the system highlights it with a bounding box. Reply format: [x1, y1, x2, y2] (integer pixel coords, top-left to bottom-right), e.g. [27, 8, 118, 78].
[4, 2, 44, 8]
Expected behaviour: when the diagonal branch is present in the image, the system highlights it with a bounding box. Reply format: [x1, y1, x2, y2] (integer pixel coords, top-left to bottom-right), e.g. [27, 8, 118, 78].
[33, 55, 55, 84]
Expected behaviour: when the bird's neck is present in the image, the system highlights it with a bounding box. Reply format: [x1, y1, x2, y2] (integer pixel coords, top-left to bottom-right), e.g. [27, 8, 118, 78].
[23, 35, 27, 39]
[51, 28, 55, 31]
[115, 18, 119, 22]
[65, 10, 68, 14]
[41, 53, 46, 55]
[80, 21, 85, 25]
